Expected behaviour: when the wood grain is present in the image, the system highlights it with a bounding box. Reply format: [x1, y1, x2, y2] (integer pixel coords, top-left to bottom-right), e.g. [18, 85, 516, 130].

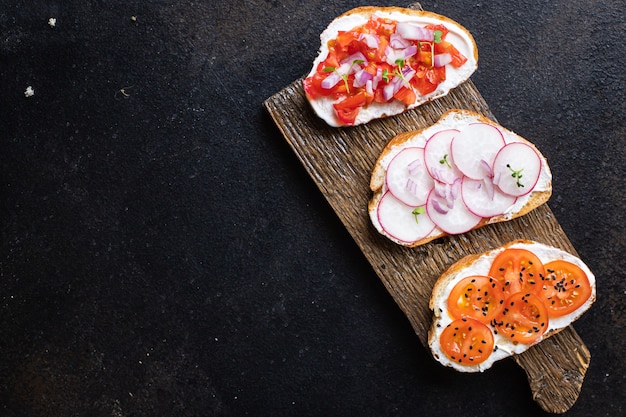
[263, 4, 590, 413]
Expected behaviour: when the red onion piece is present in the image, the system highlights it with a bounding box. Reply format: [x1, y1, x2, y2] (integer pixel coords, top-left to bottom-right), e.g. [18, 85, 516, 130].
[405, 178, 418, 195]
[430, 168, 443, 182]
[450, 177, 462, 201]
[434, 181, 448, 199]
[480, 159, 493, 178]
[396, 22, 434, 41]
[340, 52, 368, 67]
[390, 33, 411, 49]
[403, 45, 418, 59]
[359, 33, 379, 49]
[431, 198, 449, 214]
[353, 68, 373, 88]
[403, 68, 416, 83]
[385, 46, 400, 65]
[321, 72, 341, 89]
[433, 53, 452, 67]
[407, 158, 422, 174]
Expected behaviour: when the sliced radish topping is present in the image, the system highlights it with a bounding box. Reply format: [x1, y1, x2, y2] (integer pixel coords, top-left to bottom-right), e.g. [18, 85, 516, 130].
[385, 147, 434, 206]
[426, 188, 482, 235]
[493, 142, 542, 197]
[451, 123, 505, 180]
[377, 191, 436, 244]
[461, 177, 518, 218]
[424, 129, 462, 184]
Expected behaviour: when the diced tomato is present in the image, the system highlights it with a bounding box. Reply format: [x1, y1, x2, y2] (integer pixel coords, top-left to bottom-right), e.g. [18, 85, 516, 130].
[440, 317, 494, 365]
[436, 41, 468, 68]
[488, 248, 545, 298]
[303, 69, 347, 100]
[394, 86, 416, 105]
[537, 260, 592, 318]
[412, 70, 438, 95]
[492, 292, 549, 344]
[333, 91, 368, 125]
[426, 23, 449, 40]
[447, 275, 506, 323]
[365, 15, 396, 36]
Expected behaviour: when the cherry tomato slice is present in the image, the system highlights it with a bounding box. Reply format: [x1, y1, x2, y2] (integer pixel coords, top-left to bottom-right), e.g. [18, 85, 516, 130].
[538, 260, 592, 317]
[447, 275, 505, 323]
[492, 292, 549, 344]
[488, 248, 545, 298]
[440, 317, 494, 366]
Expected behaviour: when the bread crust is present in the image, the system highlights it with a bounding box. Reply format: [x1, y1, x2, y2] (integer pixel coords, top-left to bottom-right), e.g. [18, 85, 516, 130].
[369, 109, 552, 247]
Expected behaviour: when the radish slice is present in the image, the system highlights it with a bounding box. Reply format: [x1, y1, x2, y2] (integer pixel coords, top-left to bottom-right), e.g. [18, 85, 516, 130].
[493, 142, 542, 197]
[424, 129, 462, 184]
[426, 188, 482, 235]
[451, 123, 505, 180]
[385, 147, 434, 206]
[461, 177, 518, 218]
[377, 191, 436, 244]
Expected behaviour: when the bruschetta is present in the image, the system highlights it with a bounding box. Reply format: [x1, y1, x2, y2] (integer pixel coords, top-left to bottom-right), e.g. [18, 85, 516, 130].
[303, 7, 478, 126]
[428, 240, 596, 372]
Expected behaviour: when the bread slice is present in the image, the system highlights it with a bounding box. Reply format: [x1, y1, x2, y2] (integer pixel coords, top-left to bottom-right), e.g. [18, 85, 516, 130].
[369, 109, 552, 247]
[427, 240, 596, 372]
[303, 7, 478, 126]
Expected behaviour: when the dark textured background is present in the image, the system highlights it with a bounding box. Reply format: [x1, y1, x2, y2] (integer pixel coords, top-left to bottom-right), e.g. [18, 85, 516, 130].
[1, 1, 624, 416]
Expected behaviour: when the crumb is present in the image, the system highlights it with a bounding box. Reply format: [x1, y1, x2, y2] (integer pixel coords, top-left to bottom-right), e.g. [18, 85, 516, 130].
[24, 86, 35, 97]
[48, 18, 56, 27]
[131, 16, 137, 22]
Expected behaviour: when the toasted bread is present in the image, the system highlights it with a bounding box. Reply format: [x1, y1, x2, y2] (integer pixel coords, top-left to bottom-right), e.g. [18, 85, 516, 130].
[369, 109, 552, 247]
[427, 240, 596, 372]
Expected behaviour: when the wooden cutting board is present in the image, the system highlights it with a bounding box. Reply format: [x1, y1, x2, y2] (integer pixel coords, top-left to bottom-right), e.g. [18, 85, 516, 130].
[263, 3, 590, 413]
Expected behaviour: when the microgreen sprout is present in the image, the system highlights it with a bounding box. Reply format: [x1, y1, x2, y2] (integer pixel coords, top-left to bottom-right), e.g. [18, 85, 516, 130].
[506, 164, 525, 188]
[323, 59, 365, 93]
[393, 58, 409, 85]
[433, 30, 443, 44]
[323, 66, 350, 92]
[439, 153, 451, 168]
[412, 206, 425, 224]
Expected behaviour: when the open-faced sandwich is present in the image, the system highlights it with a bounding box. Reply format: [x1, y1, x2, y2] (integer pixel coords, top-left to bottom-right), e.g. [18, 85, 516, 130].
[369, 109, 552, 247]
[303, 7, 478, 126]
[428, 240, 596, 372]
